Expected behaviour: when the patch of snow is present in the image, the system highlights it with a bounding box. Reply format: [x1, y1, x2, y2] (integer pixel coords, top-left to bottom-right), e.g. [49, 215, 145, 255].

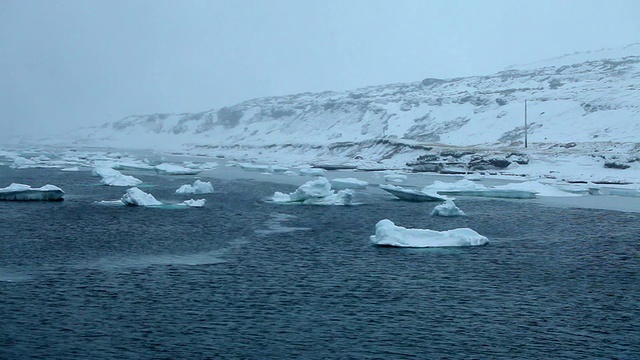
[370, 219, 489, 247]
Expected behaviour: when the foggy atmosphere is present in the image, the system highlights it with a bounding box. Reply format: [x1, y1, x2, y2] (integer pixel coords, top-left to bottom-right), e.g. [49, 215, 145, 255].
[1, 1, 639, 359]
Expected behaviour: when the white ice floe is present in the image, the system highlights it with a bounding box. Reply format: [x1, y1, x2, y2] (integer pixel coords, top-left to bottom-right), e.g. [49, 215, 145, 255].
[239, 163, 288, 173]
[370, 219, 488, 247]
[93, 166, 142, 186]
[283, 170, 299, 176]
[298, 167, 325, 176]
[60, 167, 80, 172]
[0, 183, 65, 201]
[380, 184, 450, 202]
[271, 177, 355, 205]
[183, 161, 218, 170]
[384, 173, 407, 183]
[175, 180, 214, 194]
[155, 163, 201, 175]
[11, 156, 37, 169]
[331, 177, 369, 189]
[493, 181, 582, 197]
[180, 199, 206, 207]
[431, 200, 466, 217]
[424, 179, 537, 199]
[121, 187, 162, 206]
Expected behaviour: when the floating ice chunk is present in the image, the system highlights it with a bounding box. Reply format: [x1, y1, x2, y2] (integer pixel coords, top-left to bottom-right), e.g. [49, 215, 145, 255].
[271, 177, 355, 205]
[331, 177, 368, 189]
[424, 179, 487, 192]
[239, 163, 288, 172]
[175, 180, 214, 194]
[431, 200, 466, 217]
[370, 219, 488, 247]
[11, 156, 37, 169]
[494, 181, 581, 197]
[288, 177, 332, 201]
[283, 170, 299, 176]
[380, 184, 450, 202]
[60, 167, 80, 172]
[0, 183, 64, 201]
[426, 179, 536, 199]
[302, 189, 354, 205]
[180, 199, 206, 207]
[299, 167, 325, 176]
[384, 174, 407, 183]
[155, 163, 201, 175]
[121, 187, 162, 206]
[94, 166, 142, 186]
[464, 173, 484, 181]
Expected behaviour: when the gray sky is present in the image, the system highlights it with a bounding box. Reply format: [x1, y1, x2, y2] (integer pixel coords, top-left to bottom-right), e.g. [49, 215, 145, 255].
[1, 0, 639, 139]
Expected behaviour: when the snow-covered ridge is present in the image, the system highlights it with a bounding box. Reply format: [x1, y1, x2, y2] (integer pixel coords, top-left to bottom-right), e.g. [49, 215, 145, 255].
[76, 44, 640, 151]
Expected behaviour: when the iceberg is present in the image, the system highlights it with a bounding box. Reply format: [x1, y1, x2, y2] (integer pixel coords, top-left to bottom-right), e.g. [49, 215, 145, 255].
[155, 163, 201, 175]
[175, 180, 214, 194]
[180, 199, 206, 207]
[384, 173, 407, 183]
[0, 183, 64, 201]
[331, 177, 369, 189]
[299, 167, 325, 176]
[60, 167, 80, 172]
[493, 181, 582, 197]
[121, 187, 162, 206]
[380, 184, 449, 202]
[271, 177, 355, 205]
[93, 166, 142, 186]
[431, 200, 466, 217]
[370, 219, 488, 247]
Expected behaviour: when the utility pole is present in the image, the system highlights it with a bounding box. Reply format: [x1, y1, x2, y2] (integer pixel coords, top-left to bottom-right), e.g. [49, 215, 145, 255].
[524, 100, 528, 148]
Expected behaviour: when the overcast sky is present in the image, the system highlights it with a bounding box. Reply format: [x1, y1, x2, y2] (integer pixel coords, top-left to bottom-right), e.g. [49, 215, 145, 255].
[1, 0, 639, 139]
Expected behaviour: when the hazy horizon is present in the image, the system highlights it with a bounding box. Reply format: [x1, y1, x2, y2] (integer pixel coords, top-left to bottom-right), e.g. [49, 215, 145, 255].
[1, 0, 639, 139]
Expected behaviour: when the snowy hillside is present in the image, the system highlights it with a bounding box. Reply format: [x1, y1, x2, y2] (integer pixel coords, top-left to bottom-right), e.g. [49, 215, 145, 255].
[78, 43, 640, 150]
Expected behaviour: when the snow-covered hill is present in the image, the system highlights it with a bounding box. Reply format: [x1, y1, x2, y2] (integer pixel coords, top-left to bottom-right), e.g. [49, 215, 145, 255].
[79, 43, 639, 149]
[54, 44, 638, 183]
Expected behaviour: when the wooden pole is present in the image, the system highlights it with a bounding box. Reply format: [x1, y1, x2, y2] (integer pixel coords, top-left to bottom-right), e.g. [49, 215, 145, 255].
[524, 100, 528, 148]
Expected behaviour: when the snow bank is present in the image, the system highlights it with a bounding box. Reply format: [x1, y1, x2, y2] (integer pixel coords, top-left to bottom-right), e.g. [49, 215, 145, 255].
[271, 177, 354, 205]
[155, 163, 201, 175]
[331, 177, 369, 189]
[431, 200, 466, 217]
[0, 183, 65, 201]
[175, 180, 214, 194]
[94, 166, 142, 186]
[370, 219, 488, 247]
[121, 187, 162, 206]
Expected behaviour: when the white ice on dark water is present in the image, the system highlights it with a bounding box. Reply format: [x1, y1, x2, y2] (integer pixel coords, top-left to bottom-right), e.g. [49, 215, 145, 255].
[431, 200, 466, 217]
[180, 199, 206, 207]
[155, 163, 201, 175]
[298, 166, 325, 176]
[380, 184, 450, 202]
[271, 177, 355, 205]
[121, 187, 162, 206]
[384, 173, 407, 183]
[370, 219, 488, 247]
[331, 177, 369, 189]
[175, 180, 214, 194]
[93, 166, 142, 187]
[0, 183, 64, 201]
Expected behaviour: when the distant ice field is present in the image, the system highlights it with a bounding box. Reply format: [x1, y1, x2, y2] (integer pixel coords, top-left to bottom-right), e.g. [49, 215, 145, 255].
[0, 165, 639, 359]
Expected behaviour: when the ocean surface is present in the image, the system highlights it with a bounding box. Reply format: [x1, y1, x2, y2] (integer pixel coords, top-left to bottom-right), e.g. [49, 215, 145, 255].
[1, 166, 639, 359]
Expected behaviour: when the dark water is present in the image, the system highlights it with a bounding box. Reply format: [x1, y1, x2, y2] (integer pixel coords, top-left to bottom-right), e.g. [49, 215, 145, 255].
[1, 167, 639, 359]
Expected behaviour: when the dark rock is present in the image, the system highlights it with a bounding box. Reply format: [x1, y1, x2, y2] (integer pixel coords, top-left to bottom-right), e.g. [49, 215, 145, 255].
[495, 98, 508, 106]
[410, 163, 444, 173]
[604, 161, 630, 170]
